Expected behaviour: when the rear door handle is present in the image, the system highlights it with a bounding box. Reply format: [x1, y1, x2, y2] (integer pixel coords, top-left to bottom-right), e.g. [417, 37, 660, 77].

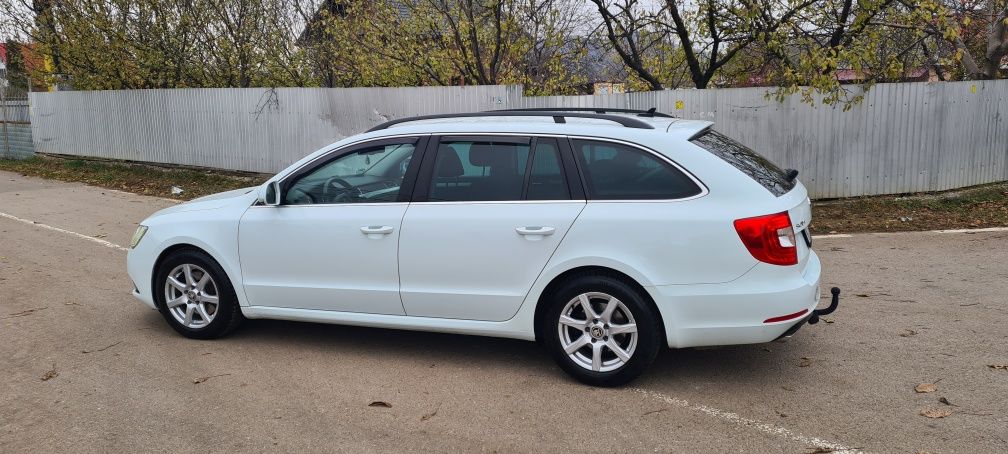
[361, 225, 394, 237]
[516, 226, 555, 237]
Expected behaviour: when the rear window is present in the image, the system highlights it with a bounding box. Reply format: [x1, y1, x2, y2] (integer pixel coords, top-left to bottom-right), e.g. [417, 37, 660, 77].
[691, 130, 795, 196]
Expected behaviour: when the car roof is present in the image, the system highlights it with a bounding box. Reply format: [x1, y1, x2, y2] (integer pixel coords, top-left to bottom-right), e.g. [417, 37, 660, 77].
[358, 114, 713, 143]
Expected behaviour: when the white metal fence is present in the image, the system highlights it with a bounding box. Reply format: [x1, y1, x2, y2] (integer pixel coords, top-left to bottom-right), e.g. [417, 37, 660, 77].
[28, 80, 1008, 198]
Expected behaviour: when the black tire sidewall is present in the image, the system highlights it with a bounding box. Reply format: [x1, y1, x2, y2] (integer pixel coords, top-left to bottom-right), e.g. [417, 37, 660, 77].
[542, 275, 662, 387]
[153, 249, 241, 339]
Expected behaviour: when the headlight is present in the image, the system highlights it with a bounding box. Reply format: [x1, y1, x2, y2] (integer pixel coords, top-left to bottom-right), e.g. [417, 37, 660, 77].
[130, 225, 149, 249]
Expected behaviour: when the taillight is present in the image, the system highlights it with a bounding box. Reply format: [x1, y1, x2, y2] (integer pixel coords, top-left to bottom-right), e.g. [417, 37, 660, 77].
[733, 211, 798, 266]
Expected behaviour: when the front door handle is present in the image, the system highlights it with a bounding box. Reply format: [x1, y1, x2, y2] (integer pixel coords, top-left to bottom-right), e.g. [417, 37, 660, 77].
[516, 226, 555, 237]
[361, 225, 394, 238]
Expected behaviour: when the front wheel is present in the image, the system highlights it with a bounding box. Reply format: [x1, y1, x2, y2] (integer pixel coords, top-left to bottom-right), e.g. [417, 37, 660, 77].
[153, 248, 244, 339]
[542, 275, 662, 387]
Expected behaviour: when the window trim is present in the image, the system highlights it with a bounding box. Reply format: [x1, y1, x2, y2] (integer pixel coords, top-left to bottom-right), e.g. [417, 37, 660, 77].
[409, 133, 707, 204]
[565, 136, 709, 202]
[277, 135, 429, 206]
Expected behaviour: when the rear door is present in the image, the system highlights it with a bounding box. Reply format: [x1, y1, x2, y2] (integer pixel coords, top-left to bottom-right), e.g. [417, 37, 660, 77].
[398, 135, 585, 321]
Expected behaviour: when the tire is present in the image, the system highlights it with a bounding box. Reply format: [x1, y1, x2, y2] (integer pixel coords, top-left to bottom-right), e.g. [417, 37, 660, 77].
[541, 274, 662, 387]
[153, 248, 244, 339]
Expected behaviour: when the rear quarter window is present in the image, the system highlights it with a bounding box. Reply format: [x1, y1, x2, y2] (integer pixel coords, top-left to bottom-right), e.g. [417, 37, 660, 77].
[571, 139, 702, 200]
[690, 130, 795, 196]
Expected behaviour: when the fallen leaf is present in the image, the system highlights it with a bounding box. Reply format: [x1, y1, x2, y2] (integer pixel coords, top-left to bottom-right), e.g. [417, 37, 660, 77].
[41, 363, 58, 381]
[920, 408, 952, 418]
[798, 357, 813, 367]
[823, 319, 834, 324]
[806, 447, 835, 454]
[915, 383, 937, 393]
[641, 408, 667, 417]
[82, 340, 122, 354]
[368, 401, 392, 408]
[421, 408, 439, 421]
[988, 364, 1008, 370]
[899, 329, 917, 337]
[938, 397, 957, 407]
[855, 294, 870, 298]
[193, 373, 230, 384]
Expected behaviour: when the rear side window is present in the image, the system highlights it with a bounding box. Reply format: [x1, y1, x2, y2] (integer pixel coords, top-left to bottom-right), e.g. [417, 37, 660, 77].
[429, 140, 530, 201]
[572, 139, 702, 200]
[691, 130, 795, 196]
[526, 139, 570, 200]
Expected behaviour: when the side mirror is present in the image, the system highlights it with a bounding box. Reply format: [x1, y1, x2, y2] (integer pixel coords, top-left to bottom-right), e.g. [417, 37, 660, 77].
[259, 181, 281, 206]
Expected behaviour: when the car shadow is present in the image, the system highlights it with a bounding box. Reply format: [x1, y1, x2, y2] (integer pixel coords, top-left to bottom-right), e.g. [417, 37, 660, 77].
[138, 309, 812, 386]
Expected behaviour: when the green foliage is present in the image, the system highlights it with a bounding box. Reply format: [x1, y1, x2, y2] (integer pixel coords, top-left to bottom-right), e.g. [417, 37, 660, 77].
[1, 0, 588, 94]
[3, 39, 30, 95]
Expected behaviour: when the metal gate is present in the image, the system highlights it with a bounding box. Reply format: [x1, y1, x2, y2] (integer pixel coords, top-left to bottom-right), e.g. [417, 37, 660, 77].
[0, 97, 33, 159]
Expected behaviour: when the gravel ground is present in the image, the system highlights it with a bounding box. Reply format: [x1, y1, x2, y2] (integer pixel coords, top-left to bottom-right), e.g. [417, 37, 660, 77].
[1, 171, 1006, 453]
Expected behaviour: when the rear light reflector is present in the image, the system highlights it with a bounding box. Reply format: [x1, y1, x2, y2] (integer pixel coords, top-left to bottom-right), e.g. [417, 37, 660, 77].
[764, 309, 809, 324]
[734, 211, 798, 266]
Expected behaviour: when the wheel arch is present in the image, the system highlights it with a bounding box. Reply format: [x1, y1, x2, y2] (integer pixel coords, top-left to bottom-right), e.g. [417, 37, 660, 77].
[532, 265, 666, 346]
[150, 241, 240, 306]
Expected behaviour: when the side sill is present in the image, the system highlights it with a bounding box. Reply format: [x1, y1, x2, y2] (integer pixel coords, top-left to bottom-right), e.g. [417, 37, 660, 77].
[240, 306, 537, 341]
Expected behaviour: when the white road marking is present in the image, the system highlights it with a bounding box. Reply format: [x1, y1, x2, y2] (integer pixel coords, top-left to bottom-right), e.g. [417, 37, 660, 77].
[811, 233, 853, 239]
[813, 225, 1008, 240]
[930, 226, 1008, 234]
[632, 388, 863, 453]
[0, 211, 128, 251]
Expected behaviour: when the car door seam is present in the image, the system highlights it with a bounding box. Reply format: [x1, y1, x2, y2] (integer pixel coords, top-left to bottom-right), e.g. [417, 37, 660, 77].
[508, 200, 588, 320]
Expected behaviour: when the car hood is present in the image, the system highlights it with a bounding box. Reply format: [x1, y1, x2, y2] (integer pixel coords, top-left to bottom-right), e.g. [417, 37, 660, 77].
[190, 186, 257, 203]
[147, 186, 257, 219]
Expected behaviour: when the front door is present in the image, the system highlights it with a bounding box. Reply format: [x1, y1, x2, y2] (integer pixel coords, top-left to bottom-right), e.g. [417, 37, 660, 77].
[398, 136, 585, 321]
[238, 137, 425, 314]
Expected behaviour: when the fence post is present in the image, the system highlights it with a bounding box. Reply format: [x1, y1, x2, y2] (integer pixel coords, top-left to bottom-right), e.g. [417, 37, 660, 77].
[0, 84, 10, 158]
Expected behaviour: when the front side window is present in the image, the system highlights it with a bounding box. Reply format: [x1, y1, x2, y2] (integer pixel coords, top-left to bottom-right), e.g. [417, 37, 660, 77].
[572, 139, 702, 200]
[428, 140, 531, 202]
[285, 142, 417, 205]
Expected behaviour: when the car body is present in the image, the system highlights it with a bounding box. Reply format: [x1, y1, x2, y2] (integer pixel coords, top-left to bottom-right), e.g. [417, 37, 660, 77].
[127, 110, 835, 386]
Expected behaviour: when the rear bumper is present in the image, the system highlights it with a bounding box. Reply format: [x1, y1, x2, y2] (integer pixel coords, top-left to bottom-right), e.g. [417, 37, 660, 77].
[647, 250, 824, 348]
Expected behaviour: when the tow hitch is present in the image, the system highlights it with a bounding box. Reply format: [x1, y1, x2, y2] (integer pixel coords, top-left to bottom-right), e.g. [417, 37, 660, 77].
[807, 287, 840, 325]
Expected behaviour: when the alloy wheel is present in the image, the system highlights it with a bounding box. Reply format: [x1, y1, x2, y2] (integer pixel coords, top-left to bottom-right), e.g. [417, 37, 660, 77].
[557, 292, 638, 372]
[164, 263, 220, 329]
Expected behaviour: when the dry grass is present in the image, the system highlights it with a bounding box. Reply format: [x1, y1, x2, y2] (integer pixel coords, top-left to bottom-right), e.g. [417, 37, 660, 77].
[811, 182, 1008, 233]
[0, 155, 266, 200]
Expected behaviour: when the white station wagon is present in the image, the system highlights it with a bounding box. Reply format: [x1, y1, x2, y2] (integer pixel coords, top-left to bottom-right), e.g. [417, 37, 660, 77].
[127, 109, 840, 386]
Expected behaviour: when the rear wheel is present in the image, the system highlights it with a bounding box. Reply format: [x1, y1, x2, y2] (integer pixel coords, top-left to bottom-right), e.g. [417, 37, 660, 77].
[153, 249, 243, 339]
[541, 274, 662, 386]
